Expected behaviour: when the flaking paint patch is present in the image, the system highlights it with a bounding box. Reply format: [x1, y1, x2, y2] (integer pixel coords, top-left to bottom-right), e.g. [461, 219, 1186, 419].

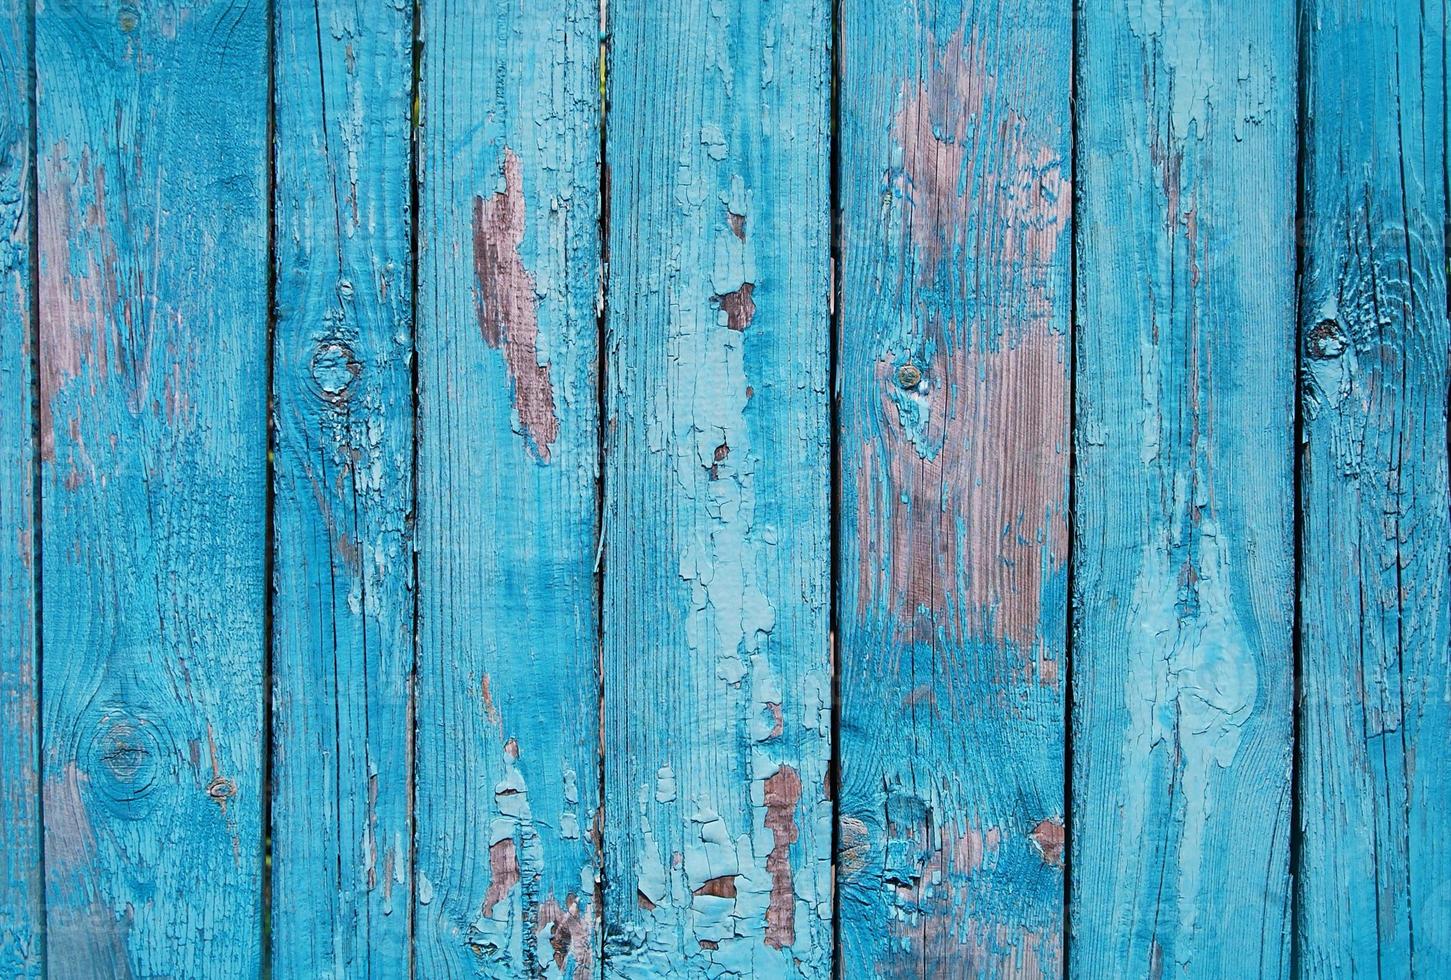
[536, 893, 595, 975]
[877, 794, 1060, 977]
[857, 29, 1070, 658]
[763, 766, 801, 949]
[1029, 818, 1064, 867]
[483, 839, 521, 918]
[38, 143, 120, 463]
[473, 148, 560, 463]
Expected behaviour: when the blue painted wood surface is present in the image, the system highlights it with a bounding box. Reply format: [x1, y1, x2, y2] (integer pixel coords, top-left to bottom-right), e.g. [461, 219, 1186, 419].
[1297, 2, 1451, 975]
[271, 0, 416, 974]
[0, 0, 37, 974]
[1, 3, 1448, 976]
[36, 1, 269, 976]
[413, 1, 602, 976]
[601, 1, 833, 974]
[837, 3, 1071, 974]
[1071, 2, 1297, 977]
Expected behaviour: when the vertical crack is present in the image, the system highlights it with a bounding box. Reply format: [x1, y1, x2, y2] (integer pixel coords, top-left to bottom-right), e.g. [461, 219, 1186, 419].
[1288, 1, 1311, 975]
[595, 0, 611, 971]
[1064, 0, 1083, 973]
[407, 0, 423, 975]
[261, 0, 279, 973]
[27, 0, 46, 969]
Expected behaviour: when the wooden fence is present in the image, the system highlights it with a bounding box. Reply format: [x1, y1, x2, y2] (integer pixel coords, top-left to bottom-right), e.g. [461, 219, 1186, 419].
[2, 0, 1447, 977]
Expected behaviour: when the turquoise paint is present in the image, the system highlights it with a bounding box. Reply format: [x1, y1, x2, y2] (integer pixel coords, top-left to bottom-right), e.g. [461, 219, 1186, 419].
[1297, 2, 1451, 976]
[272, 0, 416, 975]
[837, 3, 1072, 975]
[413, 1, 602, 976]
[2, 5, 1447, 976]
[601, 1, 833, 975]
[1071, 2, 1296, 977]
[36, 1, 269, 976]
[0, 0, 37, 973]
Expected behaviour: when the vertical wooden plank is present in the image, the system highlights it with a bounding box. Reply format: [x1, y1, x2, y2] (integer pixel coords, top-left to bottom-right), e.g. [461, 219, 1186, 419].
[271, 0, 415, 974]
[413, 1, 601, 975]
[0, 0, 38, 973]
[601, 2, 832, 974]
[1298, 2, 1451, 975]
[836, 2, 1071, 974]
[1071, 2, 1296, 977]
[36, 2, 269, 975]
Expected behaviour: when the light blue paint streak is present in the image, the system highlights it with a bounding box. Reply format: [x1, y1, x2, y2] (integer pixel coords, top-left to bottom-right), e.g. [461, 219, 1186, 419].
[602, 2, 833, 975]
[1072, 2, 1296, 977]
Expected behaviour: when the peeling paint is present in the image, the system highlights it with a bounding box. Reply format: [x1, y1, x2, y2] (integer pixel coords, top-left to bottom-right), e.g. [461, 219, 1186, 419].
[473, 148, 560, 463]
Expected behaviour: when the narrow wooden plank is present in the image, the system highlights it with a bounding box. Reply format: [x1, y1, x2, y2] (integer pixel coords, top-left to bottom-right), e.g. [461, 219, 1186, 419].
[1297, 2, 1451, 975]
[601, 2, 832, 974]
[836, 4, 1071, 974]
[271, 1, 416, 974]
[0, 0, 39, 973]
[1071, 3, 1296, 977]
[36, 3, 269, 975]
[413, 1, 602, 975]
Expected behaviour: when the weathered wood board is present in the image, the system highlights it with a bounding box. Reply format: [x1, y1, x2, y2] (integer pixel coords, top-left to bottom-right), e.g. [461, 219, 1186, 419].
[1297, 1, 1451, 975]
[601, 1, 834, 974]
[271, 0, 416, 974]
[836, 2, 1072, 975]
[1071, 2, 1298, 977]
[36, 1, 270, 976]
[0, 0, 37, 974]
[413, 1, 603, 976]
[0, 2, 1446, 976]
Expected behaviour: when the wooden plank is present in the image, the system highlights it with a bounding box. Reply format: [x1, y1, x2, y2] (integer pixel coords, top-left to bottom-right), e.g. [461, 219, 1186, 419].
[413, 1, 602, 975]
[35, 3, 269, 975]
[600, 2, 832, 974]
[1297, 2, 1451, 975]
[271, 1, 416, 974]
[0, 0, 38, 974]
[1070, 2, 1296, 976]
[836, 3, 1072, 975]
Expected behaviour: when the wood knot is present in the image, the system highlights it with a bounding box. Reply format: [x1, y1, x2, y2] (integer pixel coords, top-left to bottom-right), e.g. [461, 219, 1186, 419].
[310, 341, 360, 400]
[895, 363, 922, 389]
[1306, 319, 1347, 359]
[87, 713, 163, 805]
[206, 776, 237, 802]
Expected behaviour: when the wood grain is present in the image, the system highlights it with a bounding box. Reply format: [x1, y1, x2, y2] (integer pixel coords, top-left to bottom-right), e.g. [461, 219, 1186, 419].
[0, 0, 38, 973]
[601, 2, 833, 974]
[271, 0, 416, 974]
[36, 1, 270, 975]
[1070, 2, 1297, 977]
[1297, 2, 1451, 975]
[413, 1, 602, 975]
[836, 3, 1072, 976]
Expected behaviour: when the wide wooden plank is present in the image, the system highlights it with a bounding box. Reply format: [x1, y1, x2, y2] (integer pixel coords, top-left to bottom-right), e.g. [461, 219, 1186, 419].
[413, 1, 602, 975]
[601, 2, 832, 974]
[1297, 2, 1451, 975]
[1070, 2, 1297, 977]
[36, 2, 270, 976]
[0, 0, 38, 973]
[836, 4, 1071, 974]
[271, 1, 416, 974]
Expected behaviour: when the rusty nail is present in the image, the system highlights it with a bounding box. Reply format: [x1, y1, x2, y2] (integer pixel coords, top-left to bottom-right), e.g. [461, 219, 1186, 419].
[896, 364, 922, 389]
